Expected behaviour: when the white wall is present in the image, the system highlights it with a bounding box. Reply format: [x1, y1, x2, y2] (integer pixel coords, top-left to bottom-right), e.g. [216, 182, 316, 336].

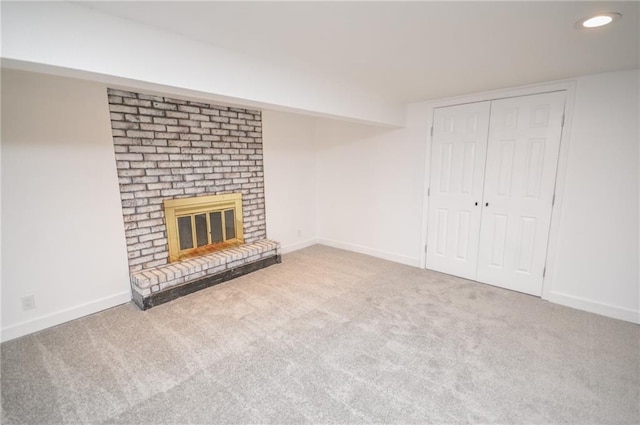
[1, 69, 131, 341]
[547, 69, 639, 322]
[314, 104, 430, 266]
[312, 69, 639, 323]
[1, 65, 637, 343]
[1, 2, 404, 127]
[262, 110, 318, 253]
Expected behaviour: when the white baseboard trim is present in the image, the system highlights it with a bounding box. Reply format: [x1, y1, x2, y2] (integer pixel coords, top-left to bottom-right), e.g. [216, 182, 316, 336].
[1, 291, 132, 342]
[280, 238, 319, 254]
[545, 291, 640, 324]
[316, 238, 420, 267]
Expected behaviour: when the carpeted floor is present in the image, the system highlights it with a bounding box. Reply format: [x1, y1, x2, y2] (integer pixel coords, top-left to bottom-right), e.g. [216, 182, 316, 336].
[1, 245, 639, 424]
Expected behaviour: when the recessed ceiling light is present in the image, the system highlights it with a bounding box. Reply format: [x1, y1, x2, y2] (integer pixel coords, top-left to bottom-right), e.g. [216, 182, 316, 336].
[577, 13, 621, 29]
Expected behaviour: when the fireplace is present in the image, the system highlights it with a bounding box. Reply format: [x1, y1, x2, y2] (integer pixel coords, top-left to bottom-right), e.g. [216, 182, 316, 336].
[164, 193, 244, 262]
[107, 88, 280, 309]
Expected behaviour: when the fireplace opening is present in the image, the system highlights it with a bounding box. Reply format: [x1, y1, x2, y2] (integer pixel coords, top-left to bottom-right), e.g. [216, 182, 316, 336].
[164, 193, 244, 262]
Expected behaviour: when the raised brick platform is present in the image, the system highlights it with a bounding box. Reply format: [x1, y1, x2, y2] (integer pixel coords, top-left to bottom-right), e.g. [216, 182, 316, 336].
[130, 239, 280, 309]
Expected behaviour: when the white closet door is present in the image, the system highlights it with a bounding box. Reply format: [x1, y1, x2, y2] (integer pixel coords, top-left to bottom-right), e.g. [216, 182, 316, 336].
[426, 101, 490, 280]
[477, 91, 565, 295]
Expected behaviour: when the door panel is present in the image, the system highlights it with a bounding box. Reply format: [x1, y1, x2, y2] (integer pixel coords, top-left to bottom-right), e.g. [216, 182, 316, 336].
[496, 140, 516, 196]
[426, 102, 490, 280]
[476, 91, 565, 295]
[488, 213, 508, 267]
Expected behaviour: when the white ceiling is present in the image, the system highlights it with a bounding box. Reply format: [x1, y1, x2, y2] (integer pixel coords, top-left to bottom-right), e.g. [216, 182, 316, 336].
[82, 1, 639, 104]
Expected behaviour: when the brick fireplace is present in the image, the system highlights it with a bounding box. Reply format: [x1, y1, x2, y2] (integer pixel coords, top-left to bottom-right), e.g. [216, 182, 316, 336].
[107, 89, 280, 308]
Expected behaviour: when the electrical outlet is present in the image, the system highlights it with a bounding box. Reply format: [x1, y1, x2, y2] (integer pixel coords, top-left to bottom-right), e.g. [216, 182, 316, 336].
[21, 295, 36, 311]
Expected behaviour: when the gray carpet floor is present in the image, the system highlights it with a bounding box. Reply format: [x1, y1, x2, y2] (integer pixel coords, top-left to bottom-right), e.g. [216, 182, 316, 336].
[1, 245, 639, 424]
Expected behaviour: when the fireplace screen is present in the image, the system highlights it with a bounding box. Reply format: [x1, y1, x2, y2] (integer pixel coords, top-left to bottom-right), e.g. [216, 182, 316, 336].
[164, 193, 244, 262]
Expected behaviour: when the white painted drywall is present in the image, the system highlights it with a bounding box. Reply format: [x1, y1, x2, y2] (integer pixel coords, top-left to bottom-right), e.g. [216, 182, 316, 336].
[1, 69, 131, 341]
[314, 104, 430, 266]
[2, 64, 637, 343]
[313, 69, 639, 323]
[262, 110, 318, 253]
[0, 1, 403, 127]
[547, 69, 639, 322]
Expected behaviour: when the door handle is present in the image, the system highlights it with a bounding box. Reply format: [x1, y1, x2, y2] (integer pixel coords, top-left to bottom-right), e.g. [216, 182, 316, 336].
[475, 202, 478, 206]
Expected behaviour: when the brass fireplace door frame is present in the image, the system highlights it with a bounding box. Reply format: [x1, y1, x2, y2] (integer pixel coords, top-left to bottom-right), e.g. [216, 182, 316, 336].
[163, 193, 244, 262]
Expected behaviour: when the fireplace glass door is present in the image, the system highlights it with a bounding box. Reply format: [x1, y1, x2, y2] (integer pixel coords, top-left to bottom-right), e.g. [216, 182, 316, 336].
[176, 209, 237, 251]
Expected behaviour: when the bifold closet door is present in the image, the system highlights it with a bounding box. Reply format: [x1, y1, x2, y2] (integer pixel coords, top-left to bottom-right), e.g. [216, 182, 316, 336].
[476, 91, 565, 295]
[425, 101, 490, 280]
